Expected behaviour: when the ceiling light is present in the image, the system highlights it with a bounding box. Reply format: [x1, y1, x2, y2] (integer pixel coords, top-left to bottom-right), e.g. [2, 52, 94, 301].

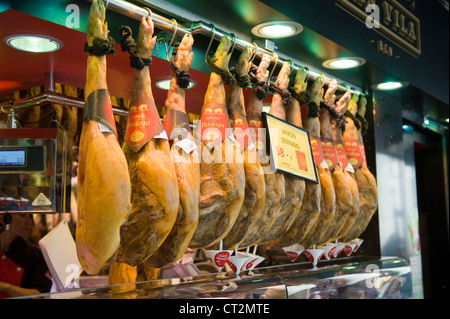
[322, 57, 366, 69]
[251, 21, 303, 38]
[372, 81, 408, 91]
[3, 34, 63, 53]
[155, 79, 195, 90]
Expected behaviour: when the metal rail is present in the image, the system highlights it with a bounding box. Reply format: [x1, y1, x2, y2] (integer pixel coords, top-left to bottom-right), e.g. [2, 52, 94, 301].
[0, 91, 129, 117]
[105, 0, 363, 95]
[1, 0, 365, 116]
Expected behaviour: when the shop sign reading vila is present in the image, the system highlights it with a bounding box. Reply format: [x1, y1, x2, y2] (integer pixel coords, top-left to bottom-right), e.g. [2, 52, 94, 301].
[335, 0, 421, 57]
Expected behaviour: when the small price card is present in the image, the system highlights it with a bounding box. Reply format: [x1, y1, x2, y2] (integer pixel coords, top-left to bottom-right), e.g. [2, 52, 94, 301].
[262, 112, 318, 183]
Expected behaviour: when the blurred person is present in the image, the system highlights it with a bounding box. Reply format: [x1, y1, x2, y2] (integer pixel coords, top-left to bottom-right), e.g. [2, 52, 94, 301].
[0, 213, 52, 298]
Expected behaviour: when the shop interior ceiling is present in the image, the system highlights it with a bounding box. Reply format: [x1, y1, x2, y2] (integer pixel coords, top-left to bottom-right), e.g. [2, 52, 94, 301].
[0, 0, 448, 129]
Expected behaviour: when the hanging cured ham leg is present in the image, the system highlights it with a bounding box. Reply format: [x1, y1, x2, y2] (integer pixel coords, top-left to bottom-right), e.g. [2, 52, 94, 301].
[239, 60, 287, 247]
[115, 17, 179, 266]
[300, 75, 336, 249]
[220, 46, 266, 250]
[76, 0, 131, 275]
[342, 95, 378, 241]
[329, 91, 360, 241]
[272, 73, 321, 248]
[318, 80, 354, 243]
[145, 34, 200, 268]
[238, 55, 273, 248]
[189, 36, 245, 248]
[261, 66, 306, 244]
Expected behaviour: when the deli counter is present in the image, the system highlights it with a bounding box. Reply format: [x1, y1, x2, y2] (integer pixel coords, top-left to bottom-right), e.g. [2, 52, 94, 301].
[14, 256, 411, 299]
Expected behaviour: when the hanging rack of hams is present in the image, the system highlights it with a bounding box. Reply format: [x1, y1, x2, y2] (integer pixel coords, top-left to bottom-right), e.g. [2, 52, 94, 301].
[1, 0, 381, 279]
[217, 45, 266, 251]
[340, 95, 378, 242]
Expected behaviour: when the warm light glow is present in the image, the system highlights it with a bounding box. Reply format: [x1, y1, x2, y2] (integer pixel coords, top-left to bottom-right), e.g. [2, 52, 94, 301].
[259, 24, 295, 37]
[155, 79, 195, 90]
[322, 57, 366, 69]
[4, 34, 62, 53]
[252, 21, 303, 38]
[376, 81, 404, 90]
[262, 105, 271, 113]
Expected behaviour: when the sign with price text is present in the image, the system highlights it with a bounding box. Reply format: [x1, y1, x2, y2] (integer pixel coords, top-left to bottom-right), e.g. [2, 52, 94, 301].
[262, 113, 318, 183]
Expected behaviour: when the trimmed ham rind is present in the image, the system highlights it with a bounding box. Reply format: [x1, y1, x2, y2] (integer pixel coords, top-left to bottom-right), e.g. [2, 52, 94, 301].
[189, 36, 245, 249]
[76, 0, 131, 275]
[115, 17, 179, 266]
[220, 45, 266, 250]
[145, 34, 200, 268]
[341, 95, 378, 241]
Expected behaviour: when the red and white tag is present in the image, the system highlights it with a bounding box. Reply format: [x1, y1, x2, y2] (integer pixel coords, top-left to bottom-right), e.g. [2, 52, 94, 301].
[343, 138, 363, 169]
[214, 251, 230, 267]
[247, 114, 266, 154]
[229, 111, 253, 152]
[335, 140, 349, 170]
[196, 103, 231, 148]
[125, 98, 163, 152]
[309, 135, 324, 166]
[321, 138, 338, 170]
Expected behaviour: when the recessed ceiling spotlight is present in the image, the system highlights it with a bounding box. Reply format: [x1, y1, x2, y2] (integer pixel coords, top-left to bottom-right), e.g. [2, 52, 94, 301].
[3, 34, 63, 53]
[371, 81, 408, 91]
[322, 57, 366, 69]
[155, 79, 196, 90]
[251, 21, 303, 39]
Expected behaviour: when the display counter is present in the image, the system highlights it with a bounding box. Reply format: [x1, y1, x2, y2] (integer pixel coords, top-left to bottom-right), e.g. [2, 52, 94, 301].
[14, 256, 411, 299]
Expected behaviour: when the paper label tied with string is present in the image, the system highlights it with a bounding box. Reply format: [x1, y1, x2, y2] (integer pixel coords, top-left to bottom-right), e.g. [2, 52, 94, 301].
[84, 89, 117, 136]
[196, 102, 231, 149]
[124, 97, 163, 152]
[229, 110, 253, 152]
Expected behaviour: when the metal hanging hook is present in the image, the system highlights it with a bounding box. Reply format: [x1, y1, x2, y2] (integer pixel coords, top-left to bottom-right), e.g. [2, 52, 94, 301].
[165, 18, 178, 61]
[267, 52, 279, 83]
[286, 60, 295, 78]
[303, 67, 310, 84]
[143, 7, 152, 19]
[204, 24, 216, 61]
[249, 42, 258, 64]
[228, 33, 236, 57]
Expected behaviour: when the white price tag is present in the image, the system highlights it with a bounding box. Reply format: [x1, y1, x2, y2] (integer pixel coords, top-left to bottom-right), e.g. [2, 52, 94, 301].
[247, 142, 255, 151]
[98, 122, 113, 133]
[154, 129, 168, 140]
[228, 134, 237, 143]
[345, 163, 355, 173]
[175, 138, 197, 154]
[320, 159, 329, 169]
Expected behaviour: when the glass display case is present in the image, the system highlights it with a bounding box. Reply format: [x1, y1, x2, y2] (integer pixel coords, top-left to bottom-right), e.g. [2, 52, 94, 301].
[14, 256, 412, 299]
